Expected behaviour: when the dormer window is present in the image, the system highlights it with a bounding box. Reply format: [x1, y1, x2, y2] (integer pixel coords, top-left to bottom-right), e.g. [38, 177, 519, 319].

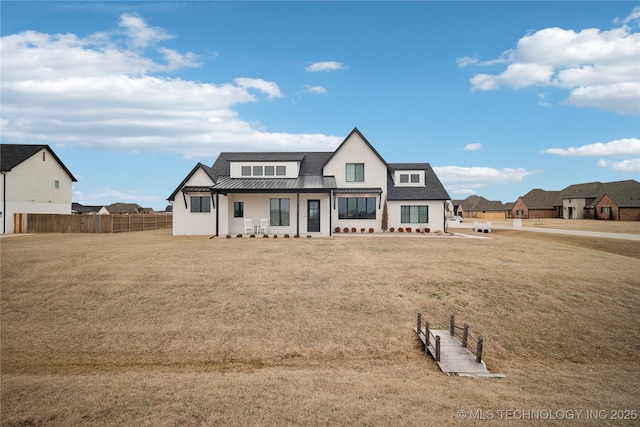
[253, 166, 263, 176]
[276, 166, 286, 176]
[400, 174, 409, 183]
[241, 166, 251, 176]
[411, 174, 420, 183]
[265, 166, 274, 176]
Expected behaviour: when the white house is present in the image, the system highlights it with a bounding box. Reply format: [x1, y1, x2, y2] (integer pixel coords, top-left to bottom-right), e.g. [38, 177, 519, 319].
[168, 128, 450, 236]
[1, 144, 77, 234]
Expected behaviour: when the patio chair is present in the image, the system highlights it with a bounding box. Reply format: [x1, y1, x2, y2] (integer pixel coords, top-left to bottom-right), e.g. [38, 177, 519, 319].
[244, 218, 253, 234]
[258, 218, 268, 234]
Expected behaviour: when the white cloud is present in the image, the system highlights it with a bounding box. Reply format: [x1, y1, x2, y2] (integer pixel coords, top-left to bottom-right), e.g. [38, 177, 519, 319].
[598, 158, 640, 173]
[0, 14, 342, 158]
[433, 166, 536, 194]
[301, 85, 327, 95]
[463, 143, 482, 151]
[464, 8, 640, 114]
[542, 138, 640, 157]
[305, 61, 347, 72]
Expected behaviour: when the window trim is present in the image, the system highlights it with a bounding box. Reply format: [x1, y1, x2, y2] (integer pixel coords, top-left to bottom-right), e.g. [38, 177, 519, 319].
[410, 174, 420, 183]
[346, 163, 365, 182]
[241, 166, 251, 176]
[338, 197, 376, 220]
[190, 196, 211, 213]
[270, 198, 290, 226]
[276, 165, 286, 176]
[265, 166, 275, 176]
[400, 205, 429, 223]
[399, 174, 409, 183]
[234, 201, 244, 218]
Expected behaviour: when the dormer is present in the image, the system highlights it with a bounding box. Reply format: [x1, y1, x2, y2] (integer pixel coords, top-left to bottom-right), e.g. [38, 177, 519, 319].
[394, 170, 425, 187]
[228, 154, 304, 179]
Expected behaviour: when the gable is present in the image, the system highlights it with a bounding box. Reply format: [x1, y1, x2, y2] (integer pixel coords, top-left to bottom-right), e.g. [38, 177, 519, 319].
[1, 144, 77, 181]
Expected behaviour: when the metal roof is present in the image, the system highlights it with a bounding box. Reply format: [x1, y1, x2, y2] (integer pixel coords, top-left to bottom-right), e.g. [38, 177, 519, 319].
[213, 175, 336, 192]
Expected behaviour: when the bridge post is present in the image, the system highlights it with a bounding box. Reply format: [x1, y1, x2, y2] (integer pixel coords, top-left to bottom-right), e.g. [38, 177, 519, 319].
[416, 312, 421, 336]
[462, 324, 469, 347]
[476, 337, 483, 363]
[449, 314, 455, 336]
[435, 336, 441, 361]
[425, 321, 430, 346]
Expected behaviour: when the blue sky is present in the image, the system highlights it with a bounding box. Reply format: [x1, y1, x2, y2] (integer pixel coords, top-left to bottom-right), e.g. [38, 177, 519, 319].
[2, 1, 639, 210]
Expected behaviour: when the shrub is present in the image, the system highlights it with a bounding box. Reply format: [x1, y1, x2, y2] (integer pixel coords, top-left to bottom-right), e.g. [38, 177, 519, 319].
[369, 228, 374, 233]
[250, 234, 256, 238]
[343, 227, 349, 233]
[398, 227, 404, 233]
[390, 227, 395, 232]
[263, 234, 269, 238]
[335, 227, 341, 233]
[307, 235, 312, 239]
[294, 234, 300, 238]
[415, 228, 421, 233]
[284, 234, 290, 238]
[425, 228, 430, 233]
[351, 227, 357, 233]
[360, 228, 365, 233]
[226, 234, 231, 238]
[405, 227, 412, 233]
[236, 234, 243, 238]
[273, 234, 278, 238]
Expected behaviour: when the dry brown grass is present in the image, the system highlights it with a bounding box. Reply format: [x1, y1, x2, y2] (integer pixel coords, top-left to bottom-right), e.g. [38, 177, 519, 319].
[1, 227, 639, 426]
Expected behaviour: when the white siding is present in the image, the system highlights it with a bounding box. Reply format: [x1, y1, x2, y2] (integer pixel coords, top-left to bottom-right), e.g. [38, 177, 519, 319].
[171, 167, 216, 236]
[2, 148, 73, 234]
[387, 200, 446, 233]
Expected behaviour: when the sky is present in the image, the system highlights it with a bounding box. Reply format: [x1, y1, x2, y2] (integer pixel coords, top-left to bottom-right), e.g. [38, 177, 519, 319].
[1, 1, 639, 211]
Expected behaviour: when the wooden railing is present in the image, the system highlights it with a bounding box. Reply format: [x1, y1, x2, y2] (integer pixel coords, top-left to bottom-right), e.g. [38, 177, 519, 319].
[415, 312, 441, 361]
[449, 314, 483, 363]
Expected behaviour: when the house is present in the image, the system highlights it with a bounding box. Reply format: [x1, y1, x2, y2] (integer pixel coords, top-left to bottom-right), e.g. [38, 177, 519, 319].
[512, 180, 640, 220]
[1, 144, 77, 234]
[562, 180, 640, 221]
[105, 202, 146, 215]
[511, 189, 562, 219]
[72, 203, 110, 215]
[168, 128, 450, 236]
[451, 195, 509, 220]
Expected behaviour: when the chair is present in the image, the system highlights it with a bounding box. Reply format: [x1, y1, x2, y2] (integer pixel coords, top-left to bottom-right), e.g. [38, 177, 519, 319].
[244, 218, 253, 234]
[258, 218, 268, 234]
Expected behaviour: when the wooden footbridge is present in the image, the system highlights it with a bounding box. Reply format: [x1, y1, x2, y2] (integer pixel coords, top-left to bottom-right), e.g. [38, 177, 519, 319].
[414, 313, 505, 377]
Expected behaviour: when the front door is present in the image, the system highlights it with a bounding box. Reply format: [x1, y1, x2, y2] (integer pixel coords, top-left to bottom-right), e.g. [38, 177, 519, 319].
[307, 200, 320, 232]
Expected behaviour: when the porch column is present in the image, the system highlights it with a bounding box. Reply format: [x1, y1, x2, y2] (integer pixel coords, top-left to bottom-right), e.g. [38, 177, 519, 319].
[296, 192, 300, 236]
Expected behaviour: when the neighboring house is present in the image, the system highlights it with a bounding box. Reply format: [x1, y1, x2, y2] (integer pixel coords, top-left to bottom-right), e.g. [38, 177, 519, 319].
[562, 180, 640, 221]
[72, 203, 110, 215]
[105, 202, 146, 215]
[451, 195, 509, 220]
[512, 180, 640, 220]
[168, 128, 450, 236]
[512, 189, 563, 219]
[1, 144, 77, 234]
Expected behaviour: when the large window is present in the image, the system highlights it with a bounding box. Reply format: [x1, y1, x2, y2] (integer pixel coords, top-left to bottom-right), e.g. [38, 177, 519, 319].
[346, 163, 364, 182]
[401, 205, 428, 223]
[338, 197, 376, 219]
[234, 202, 244, 218]
[191, 196, 211, 213]
[270, 198, 290, 226]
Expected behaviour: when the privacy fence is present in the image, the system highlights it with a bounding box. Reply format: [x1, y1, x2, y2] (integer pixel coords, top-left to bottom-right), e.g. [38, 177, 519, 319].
[14, 213, 172, 234]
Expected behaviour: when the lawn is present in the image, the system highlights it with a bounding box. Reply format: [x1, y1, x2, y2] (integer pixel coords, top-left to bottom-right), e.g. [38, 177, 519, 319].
[1, 226, 639, 426]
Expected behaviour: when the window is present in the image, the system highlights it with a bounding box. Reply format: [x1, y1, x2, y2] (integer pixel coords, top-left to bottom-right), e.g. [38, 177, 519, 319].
[346, 163, 364, 182]
[400, 174, 409, 183]
[401, 205, 428, 223]
[265, 166, 275, 176]
[276, 165, 286, 176]
[601, 206, 611, 214]
[516, 210, 524, 216]
[234, 202, 244, 218]
[241, 166, 251, 176]
[411, 174, 420, 183]
[191, 196, 211, 213]
[338, 197, 376, 219]
[54, 180, 60, 189]
[270, 198, 290, 226]
[253, 166, 263, 176]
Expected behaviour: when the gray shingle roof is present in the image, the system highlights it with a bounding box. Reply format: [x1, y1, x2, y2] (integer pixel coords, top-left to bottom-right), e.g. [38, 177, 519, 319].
[520, 189, 563, 209]
[519, 180, 640, 209]
[1, 144, 77, 181]
[455, 195, 506, 211]
[386, 164, 450, 201]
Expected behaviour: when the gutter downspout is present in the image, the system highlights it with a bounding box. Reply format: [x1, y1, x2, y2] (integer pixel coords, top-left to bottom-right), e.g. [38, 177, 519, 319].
[1, 172, 5, 234]
[215, 192, 219, 237]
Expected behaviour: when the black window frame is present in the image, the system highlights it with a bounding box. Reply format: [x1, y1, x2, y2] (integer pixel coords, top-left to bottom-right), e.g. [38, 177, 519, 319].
[276, 165, 286, 176]
[270, 198, 290, 226]
[338, 197, 376, 220]
[234, 201, 244, 218]
[241, 166, 251, 176]
[411, 174, 420, 183]
[265, 166, 275, 176]
[191, 196, 211, 213]
[346, 163, 365, 182]
[400, 205, 428, 223]
[253, 166, 263, 176]
[399, 174, 409, 183]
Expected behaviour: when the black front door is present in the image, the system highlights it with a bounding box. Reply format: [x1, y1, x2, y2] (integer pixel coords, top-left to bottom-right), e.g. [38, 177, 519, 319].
[307, 200, 320, 232]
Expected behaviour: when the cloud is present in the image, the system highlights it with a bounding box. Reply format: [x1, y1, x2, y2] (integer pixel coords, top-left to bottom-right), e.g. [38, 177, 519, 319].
[0, 14, 342, 158]
[463, 7, 640, 114]
[542, 138, 640, 157]
[433, 166, 536, 194]
[305, 61, 347, 72]
[301, 85, 327, 95]
[463, 143, 482, 151]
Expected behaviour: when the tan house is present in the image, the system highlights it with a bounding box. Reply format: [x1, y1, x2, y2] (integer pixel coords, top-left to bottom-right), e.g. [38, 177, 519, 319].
[451, 195, 509, 220]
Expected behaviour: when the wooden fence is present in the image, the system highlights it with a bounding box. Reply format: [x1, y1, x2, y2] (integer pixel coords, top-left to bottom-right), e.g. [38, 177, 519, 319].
[449, 314, 483, 363]
[14, 213, 172, 234]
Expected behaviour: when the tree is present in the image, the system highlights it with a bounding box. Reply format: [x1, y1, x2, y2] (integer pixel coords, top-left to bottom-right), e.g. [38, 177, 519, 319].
[381, 199, 389, 232]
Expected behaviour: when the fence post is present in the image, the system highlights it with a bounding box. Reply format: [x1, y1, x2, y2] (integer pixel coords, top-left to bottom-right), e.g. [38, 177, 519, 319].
[416, 312, 421, 336]
[476, 338, 483, 363]
[435, 336, 440, 361]
[462, 324, 468, 348]
[450, 314, 455, 336]
[425, 321, 430, 347]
